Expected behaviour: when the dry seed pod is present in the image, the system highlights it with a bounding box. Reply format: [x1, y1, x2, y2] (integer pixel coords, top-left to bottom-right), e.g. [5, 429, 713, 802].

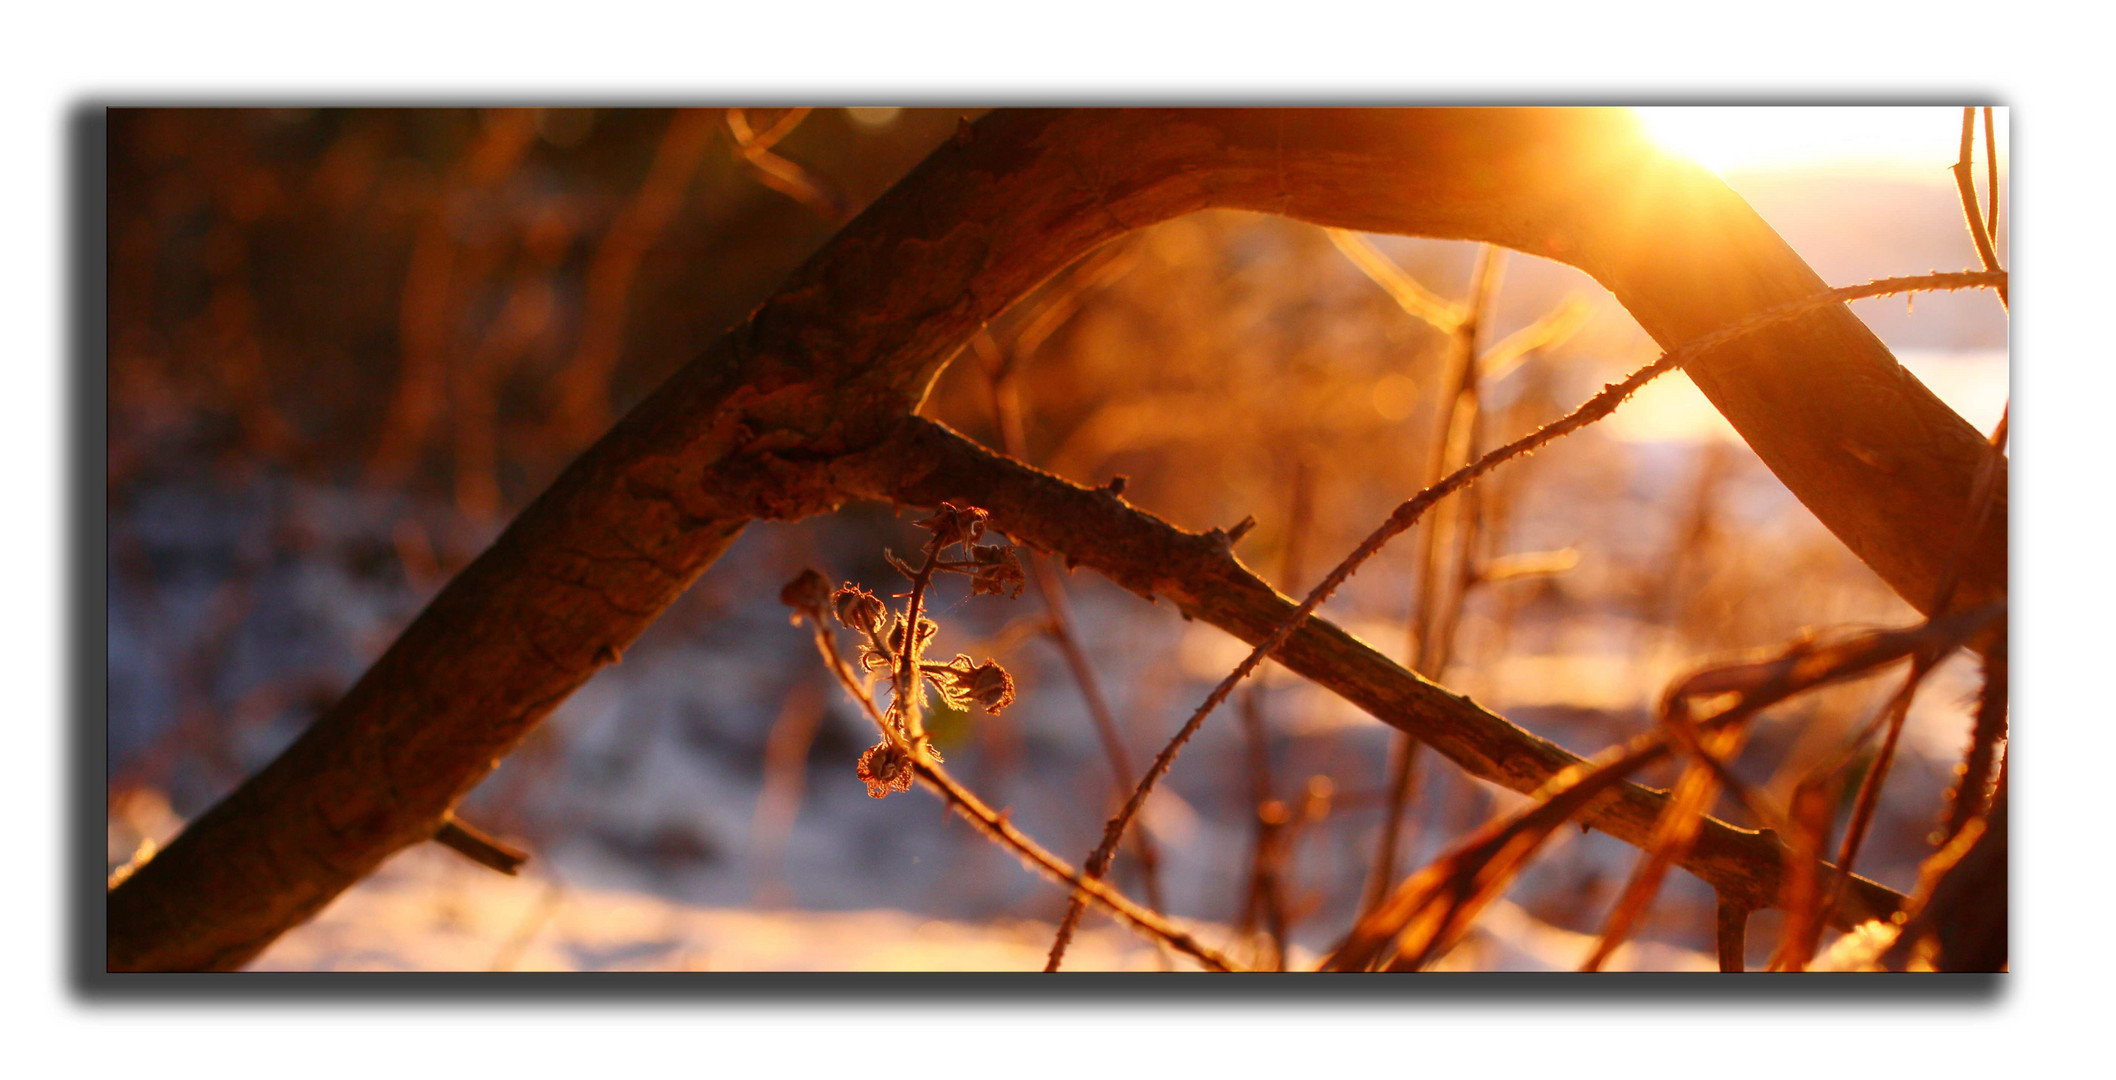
[857, 741, 916, 799]
[831, 585, 887, 635]
[966, 660, 1017, 714]
[779, 568, 833, 624]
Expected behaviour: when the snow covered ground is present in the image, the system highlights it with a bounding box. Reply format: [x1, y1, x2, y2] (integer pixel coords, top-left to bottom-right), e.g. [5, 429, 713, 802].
[241, 843, 1712, 972]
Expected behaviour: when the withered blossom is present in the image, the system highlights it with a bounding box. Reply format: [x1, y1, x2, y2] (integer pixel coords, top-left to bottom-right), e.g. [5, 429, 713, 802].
[804, 503, 1024, 801]
[967, 542, 1026, 599]
[966, 660, 1016, 714]
[856, 741, 916, 799]
[914, 501, 989, 550]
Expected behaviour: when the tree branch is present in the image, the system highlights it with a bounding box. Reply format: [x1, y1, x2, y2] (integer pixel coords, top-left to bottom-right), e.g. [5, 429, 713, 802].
[832, 417, 1908, 926]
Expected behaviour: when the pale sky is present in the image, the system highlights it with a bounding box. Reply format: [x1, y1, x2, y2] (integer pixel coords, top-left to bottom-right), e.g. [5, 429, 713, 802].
[1632, 106, 2008, 178]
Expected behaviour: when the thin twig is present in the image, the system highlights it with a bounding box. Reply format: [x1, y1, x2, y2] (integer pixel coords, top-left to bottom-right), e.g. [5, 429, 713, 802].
[1952, 108, 2008, 308]
[1830, 662, 1929, 879]
[1327, 728, 1679, 970]
[726, 107, 846, 223]
[1032, 566, 1172, 913]
[1066, 268, 2008, 969]
[1235, 461, 1314, 969]
[1582, 717, 1748, 971]
[1326, 607, 1998, 972]
[894, 557, 939, 748]
[1878, 763, 2007, 971]
[1235, 693, 1287, 969]
[1367, 244, 1503, 913]
[965, 331, 1172, 956]
[1944, 614, 2008, 845]
[1806, 399, 2012, 955]
[1982, 106, 1999, 244]
[794, 603, 1237, 970]
[1478, 297, 1590, 384]
[1769, 653, 1942, 973]
[1327, 229, 1465, 331]
[915, 759, 1240, 971]
[970, 331, 1168, 913]
[1582, 449, 1771, 969]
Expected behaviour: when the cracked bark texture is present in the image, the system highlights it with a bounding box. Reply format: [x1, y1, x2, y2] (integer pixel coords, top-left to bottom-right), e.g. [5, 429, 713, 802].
[107, 108, 2003, 971]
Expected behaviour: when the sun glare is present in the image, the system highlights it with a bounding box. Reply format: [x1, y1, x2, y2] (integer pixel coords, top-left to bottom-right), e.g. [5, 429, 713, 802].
[1633, 106, 2007, 177]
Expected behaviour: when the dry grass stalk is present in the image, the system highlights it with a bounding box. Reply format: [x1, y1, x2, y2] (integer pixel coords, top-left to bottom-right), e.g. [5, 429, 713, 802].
[1233, 462, 1317, 970]
[1775, 402, 2010, 968]
[1365, 243, 1505, 914]
[1052, 268, 2004, 972]
[1581, 721, 1751, 971]
[550, 109, 721, 445]
[748, 680, 826, 906]
[1875, 765, 2006, 970]
[1951, 108, 2007, 308]
[1326, 605, 1999, 972]
[726, 107, 847, 223]
[963, 311, 1174, 964]
[368, 109, 541, 491]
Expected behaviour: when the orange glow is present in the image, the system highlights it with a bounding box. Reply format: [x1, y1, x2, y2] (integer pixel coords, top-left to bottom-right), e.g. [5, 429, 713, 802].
[1632, 106, 2007, 177]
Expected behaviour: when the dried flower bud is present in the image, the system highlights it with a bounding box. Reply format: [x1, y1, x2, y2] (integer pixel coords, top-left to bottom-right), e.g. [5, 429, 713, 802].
[831, 585, 887, 635]
[857, 740, 916, 799]
[967, 543, 1026, 599]
[914, 501, 989, 551]
[779, 568, 833, 624]
[965, 660, 1016, 714]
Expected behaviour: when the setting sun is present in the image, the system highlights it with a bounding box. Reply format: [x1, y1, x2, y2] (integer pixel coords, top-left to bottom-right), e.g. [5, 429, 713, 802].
[1633, 106, 2008, 177]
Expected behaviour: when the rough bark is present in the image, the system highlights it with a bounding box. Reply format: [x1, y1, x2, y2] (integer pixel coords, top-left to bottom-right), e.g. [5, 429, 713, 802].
[108, 108, 2001, 971]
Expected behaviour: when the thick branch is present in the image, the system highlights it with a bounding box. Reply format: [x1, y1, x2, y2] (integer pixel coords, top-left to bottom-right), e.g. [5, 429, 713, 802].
[833, 418, 1907, 926]
[110, 109, 1981, 969]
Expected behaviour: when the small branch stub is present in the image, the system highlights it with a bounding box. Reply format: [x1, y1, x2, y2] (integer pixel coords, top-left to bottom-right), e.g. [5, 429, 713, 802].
[434, 816, 530, 876]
